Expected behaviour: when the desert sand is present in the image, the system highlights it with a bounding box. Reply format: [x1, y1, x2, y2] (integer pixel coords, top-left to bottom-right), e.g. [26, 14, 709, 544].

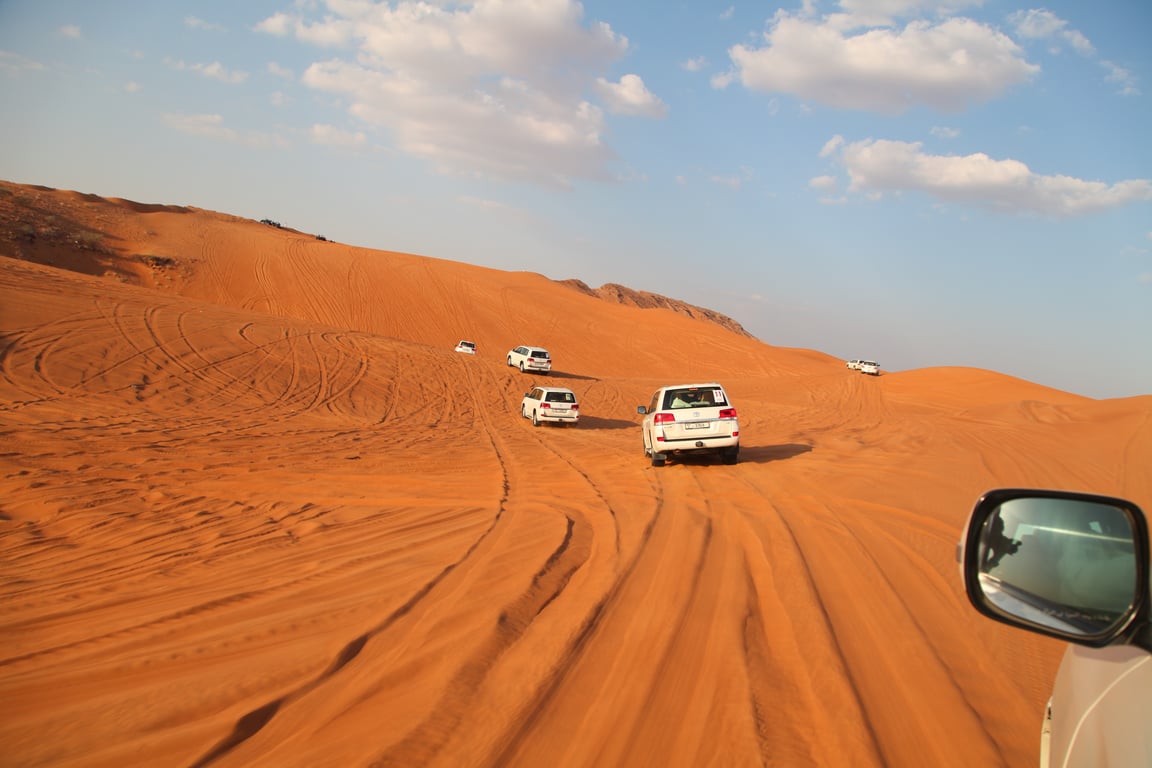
[1, 181, 1149, 767]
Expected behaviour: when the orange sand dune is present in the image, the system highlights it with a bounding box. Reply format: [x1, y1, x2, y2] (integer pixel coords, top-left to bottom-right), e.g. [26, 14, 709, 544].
[1, 183, 1149, 767]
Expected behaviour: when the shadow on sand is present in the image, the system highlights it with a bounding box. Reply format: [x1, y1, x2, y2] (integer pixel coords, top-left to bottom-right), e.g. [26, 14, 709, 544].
[665, 442, 812, 467]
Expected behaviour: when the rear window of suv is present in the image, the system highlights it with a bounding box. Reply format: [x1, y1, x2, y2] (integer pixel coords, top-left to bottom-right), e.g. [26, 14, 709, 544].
[545, 391, 575, 403]
[663, 387, 727, 409]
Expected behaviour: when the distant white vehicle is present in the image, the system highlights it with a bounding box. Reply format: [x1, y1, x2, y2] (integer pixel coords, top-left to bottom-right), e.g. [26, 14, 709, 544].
[858, 360, 880, 375]
[521, 386, 578, 426]
[507, 345, 551, 374]
[454, 340, 477, 354]
[846, 359, 863, 370]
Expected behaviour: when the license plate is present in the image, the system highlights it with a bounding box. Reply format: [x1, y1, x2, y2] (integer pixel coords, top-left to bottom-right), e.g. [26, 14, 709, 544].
[684, 421, 708, 429]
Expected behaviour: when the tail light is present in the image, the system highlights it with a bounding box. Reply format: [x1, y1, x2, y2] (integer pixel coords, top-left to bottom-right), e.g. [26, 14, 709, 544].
[571, 403, 579, 410]
[541, 402, 551, 408]
[654, 412, 676, 425]
[718, 408, 737, 420]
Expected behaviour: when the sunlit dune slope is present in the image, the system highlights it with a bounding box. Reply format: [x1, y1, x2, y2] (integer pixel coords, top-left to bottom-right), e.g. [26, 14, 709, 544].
[1, 182, 1150, 768]
[0, 180, 826, 381]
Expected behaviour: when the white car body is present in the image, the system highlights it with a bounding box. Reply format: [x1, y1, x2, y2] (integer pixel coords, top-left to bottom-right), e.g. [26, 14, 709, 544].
[959, 489, 1152, 768]
[454, 340, 477, 354]
[1044, 645, 1152, 767]
[846, 359, 862, 370]
[637, 383, 739, 466]
[507, 345, 551, 374]
[521, 386, 578, 426]
[858, 360, 879, 375]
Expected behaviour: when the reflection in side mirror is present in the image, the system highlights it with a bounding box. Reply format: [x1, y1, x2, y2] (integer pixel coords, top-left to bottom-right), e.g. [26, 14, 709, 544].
[965, 490, 1147, 644]
[637, 406, 647, 415]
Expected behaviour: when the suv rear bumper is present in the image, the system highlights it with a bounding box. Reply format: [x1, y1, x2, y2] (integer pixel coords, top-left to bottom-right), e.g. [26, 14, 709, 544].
[659, 435, 738, 451]
[537, 413, 577, 423]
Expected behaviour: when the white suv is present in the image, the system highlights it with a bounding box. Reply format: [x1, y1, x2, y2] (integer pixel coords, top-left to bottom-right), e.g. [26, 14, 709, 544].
[637, 383, 739, 466]
[858, 360, 879, 375]
[507, 345, 551, 374]
[959, 488, 1151, 767]
[521, 386, 579, 426]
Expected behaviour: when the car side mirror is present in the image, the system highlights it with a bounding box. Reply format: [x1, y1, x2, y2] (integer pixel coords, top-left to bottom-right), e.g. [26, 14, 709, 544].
[960, 488, 1150, 650]
[637, 406, 647, 415]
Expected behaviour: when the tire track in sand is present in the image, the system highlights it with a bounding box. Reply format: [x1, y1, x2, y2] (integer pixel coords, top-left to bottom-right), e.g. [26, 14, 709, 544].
[192, 354, 593, 766]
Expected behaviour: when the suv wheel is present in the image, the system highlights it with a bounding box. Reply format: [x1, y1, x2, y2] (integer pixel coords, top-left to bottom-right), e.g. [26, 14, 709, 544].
[531, 410, 541, 427]
[507, 356, 513, 367]
[651, 453, 666, 467]
[723, 447, 739, 465]
[519, 362, 526, 372]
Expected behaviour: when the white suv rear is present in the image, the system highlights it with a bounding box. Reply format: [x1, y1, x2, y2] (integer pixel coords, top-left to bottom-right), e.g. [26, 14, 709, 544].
[637, 383, 739, 466]
[507, 345, 551, 374]
[521, 386, 579, 426]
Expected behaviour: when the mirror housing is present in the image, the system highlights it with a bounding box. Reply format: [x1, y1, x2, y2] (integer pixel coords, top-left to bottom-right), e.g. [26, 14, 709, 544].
[960, 488, 1151, 651]
[637, 406, 648, 415]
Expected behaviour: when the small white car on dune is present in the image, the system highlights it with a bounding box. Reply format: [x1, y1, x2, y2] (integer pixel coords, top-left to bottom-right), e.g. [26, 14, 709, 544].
[521, 386, 578, 426]
[507, 345, 551, 374]
[454, 340, 477, 354]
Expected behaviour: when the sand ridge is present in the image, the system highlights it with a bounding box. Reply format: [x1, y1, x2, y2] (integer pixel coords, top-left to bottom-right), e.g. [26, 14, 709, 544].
[1, 182, 1149, 766]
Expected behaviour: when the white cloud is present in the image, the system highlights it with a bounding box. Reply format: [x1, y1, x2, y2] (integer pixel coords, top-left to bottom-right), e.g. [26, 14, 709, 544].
[819, 135, 844, 158]
[832, 0, 984, 28]
[166, 58, 248, 84]
[1009, 9, 1094, 56]
[711, 175, 743, 190]
[195, 62, 247, 83]
[1102, 61, 1140, 96]
[162, 113, 288, 149]
[824, 138, 1152, 217]
[718, 11, 1037, 113]
[720, 6, 735, 21]
[1009, 10, 1140, 95]
[256, 0, 660, 186]
[710, 71, 735, 89]
[0, 50, 45, 74]
[809, 174, 838, 192]
[711, 166, 755, 190]
[58, 25, 81, 39]
[310, 124, 367, 148]
[267, 62, 294, 80]
[184, 16, 226, 33]
[682, 56, 707, 72]
[930, 126, 960, 139]
[595, 74, 667, 117]
[163, 113, 235, 141]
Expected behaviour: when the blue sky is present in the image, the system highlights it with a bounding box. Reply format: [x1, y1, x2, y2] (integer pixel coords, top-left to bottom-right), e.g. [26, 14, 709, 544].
[1, 0, 1149, 399]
